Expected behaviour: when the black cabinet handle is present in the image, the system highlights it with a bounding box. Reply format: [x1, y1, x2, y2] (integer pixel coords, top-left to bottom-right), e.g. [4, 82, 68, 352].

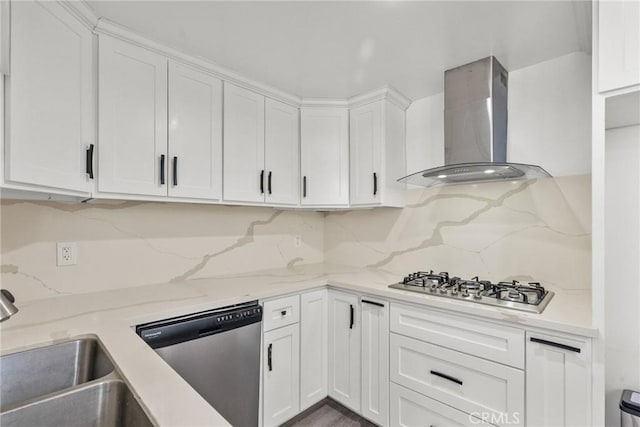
[373, 172, 377, 195]
[85, 144, 94, 179]
[530, 337, 581, 353]
[349, 304, 354, 329]
[362, 299, 384, 308]
[268, 171, 272, 195]
[281, 310, 286, 316]
[160, 155, 165, 185]
[303, 176, 307, 198]
[267, 343, 273, 371]
[260, 170, 264, 194]
[172, 157, 178, 186]
[430, 370, 463, 386]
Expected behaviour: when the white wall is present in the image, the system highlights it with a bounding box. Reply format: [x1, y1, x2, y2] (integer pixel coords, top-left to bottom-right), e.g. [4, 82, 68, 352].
[604, 124, 640, 427]
[405, 52, 592, 176]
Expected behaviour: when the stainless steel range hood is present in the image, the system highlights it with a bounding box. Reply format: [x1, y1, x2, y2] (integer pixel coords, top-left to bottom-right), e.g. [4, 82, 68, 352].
[399, 56, 550, 187]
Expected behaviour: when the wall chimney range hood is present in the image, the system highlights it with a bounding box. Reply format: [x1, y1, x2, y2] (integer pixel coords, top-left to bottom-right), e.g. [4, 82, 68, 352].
[399, 56, 550, 187]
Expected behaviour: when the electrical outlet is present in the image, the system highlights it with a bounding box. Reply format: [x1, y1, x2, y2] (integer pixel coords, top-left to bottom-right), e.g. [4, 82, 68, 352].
[57, 242, 77, 266]
[294, 235, 302, 248]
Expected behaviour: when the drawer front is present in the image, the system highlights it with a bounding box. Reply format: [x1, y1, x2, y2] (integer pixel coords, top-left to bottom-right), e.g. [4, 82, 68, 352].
[390, 333, 524, 427]
[390, 382, 494, 427]
[390, 303, 524, 368]
[263, 295, 300, 332]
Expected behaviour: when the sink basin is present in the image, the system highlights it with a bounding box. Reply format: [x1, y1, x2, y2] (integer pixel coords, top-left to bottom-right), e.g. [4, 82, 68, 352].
[1, 338, 114, 409]
[0, 379, 153, 427]
[0, 337, 154, 426]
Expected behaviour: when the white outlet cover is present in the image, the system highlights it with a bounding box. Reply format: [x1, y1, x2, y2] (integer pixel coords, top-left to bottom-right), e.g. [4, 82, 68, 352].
[57, 242, 77, 266]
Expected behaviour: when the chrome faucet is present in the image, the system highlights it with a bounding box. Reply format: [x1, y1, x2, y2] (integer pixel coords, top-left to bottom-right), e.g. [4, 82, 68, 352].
[0, 289, 18, 322]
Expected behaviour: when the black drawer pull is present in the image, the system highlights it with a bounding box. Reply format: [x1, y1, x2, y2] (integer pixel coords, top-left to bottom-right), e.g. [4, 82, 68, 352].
[260, 170, 264, 194]
[160, 155, 166, 185]
[267, 343, 273, 371]
[349, 304, 354, 329]
[85, 144, 94, 179]
[268, 171, 272, 194]
[530, 337, 581, 353]
[281, 310, 286, 316]
[430, 370, 463, 386]
[362, 299, 384, 308]
[172, 156, 178, 186]
[373, 172, 377, 195]
[303, 176, 307, 198]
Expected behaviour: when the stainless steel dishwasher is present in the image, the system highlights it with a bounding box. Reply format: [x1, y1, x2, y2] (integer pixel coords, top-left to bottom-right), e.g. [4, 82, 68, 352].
[137, 301, 262, 427]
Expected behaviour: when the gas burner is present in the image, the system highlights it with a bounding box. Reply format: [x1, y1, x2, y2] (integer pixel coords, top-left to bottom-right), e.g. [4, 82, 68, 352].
[389, 271, 554, 313]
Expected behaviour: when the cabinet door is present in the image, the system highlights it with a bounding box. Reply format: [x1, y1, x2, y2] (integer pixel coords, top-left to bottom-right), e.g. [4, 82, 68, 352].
[598, 0, 640, 92]
[300, 290, 328, 411]
[168, 62, 222, 200]
[263, 323, 300, 427]
[223, 83, 265, 203]
[350, 102, 383, 206]
[98, 35, 167, 196]
[6, 1, 92, 193]
[361, 297, 389, 426]
[265, 99, 299, 206]
[300, 107, 349, 206]
[526, 332, 591, 427]
[328, 290, 360, 412]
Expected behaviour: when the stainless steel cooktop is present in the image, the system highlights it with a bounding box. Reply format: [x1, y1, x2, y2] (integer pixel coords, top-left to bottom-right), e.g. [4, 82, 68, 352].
[388, 271, 554, 313]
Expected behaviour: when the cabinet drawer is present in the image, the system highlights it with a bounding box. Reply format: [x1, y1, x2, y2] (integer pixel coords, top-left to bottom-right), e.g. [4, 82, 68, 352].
[390, 382, 494, 427]
[263, 295, 300, 332]
[390, 333, 524, 427]
[390, 303, 524, 368]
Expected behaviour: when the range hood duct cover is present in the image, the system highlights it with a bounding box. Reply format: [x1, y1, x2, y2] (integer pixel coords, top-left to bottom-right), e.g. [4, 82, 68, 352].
[399, 56, 550, 187]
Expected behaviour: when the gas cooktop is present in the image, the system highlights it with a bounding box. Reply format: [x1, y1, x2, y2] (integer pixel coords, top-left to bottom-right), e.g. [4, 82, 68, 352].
[388, 271, 554, 313]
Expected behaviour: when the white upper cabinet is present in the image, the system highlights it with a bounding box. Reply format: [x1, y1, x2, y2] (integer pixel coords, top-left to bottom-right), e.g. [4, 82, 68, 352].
[350, 100, 406, 207]
[223, 83, 265, 203]
[526, 332, 591, 427]
[98, 35, 168, 196]
[598, 0, 640, 92]
[300, 107, 349, 207]
[168, 62, 223, 200]
[5, 1, 93, 194]
[265, 99, 299, 205]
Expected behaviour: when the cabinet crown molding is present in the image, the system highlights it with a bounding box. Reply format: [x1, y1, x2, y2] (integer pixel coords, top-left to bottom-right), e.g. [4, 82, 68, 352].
[93, 17, 302, 107]
[348, 86, 412, 110]
[84, 6, 412, 110]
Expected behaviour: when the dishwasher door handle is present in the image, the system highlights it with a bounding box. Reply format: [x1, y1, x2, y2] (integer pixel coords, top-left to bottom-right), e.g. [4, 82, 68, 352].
[267, 343, 273, 371]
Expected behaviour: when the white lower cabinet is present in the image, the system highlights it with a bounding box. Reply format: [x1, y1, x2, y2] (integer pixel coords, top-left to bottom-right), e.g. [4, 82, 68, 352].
[526, 332, 591, 427]
[390, 333, 524, 427]
[360, 297, 389, 426]
[262, 323, 300, 427]
[390, 383, 492, 427]
[328, 290, 361, 412]
[300, 290, 328, 411]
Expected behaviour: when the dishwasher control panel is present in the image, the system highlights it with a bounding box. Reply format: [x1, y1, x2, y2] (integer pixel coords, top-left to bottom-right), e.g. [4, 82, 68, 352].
[136, 301, 262, 349]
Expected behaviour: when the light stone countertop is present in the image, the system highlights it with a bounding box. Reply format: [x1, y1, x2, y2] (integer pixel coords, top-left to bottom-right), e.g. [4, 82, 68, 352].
[0, 263, 597, 427]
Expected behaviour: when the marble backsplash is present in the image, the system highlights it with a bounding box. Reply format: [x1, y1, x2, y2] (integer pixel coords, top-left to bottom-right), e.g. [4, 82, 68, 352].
[0, 175, 591, 303]
[0, 201, 324, 303]
[325, 175, 592, 291]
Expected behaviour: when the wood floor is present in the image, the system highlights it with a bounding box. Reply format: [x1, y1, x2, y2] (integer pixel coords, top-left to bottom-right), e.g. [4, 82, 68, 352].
[282, 399, 377, 427]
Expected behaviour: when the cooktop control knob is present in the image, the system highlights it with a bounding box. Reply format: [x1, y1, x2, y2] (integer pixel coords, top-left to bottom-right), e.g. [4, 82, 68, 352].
[462, 288, 469, 297]
[473, 290, 482, 299]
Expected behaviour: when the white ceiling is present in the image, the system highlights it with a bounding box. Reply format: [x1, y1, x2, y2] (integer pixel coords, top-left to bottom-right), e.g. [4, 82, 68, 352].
[86, 1, 592, 101]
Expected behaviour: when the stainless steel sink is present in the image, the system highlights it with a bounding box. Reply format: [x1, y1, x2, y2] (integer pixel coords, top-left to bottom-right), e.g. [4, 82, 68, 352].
[0, 337, 154, 426]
